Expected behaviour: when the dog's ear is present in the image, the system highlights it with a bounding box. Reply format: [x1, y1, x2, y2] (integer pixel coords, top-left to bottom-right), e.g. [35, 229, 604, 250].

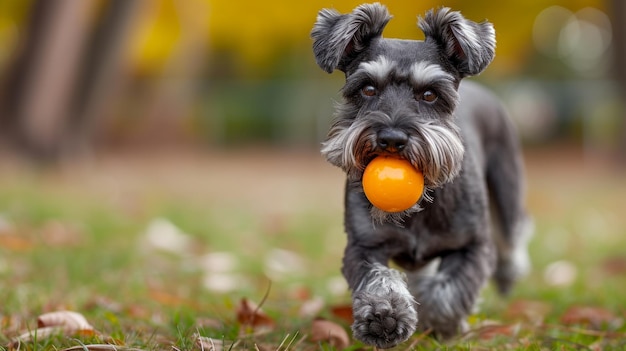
[311, 3, 391, 73]
[418, 8, 495, 77]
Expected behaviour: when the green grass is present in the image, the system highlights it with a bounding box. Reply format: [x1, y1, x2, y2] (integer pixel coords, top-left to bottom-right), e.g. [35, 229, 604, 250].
[0, 149, 625, 350]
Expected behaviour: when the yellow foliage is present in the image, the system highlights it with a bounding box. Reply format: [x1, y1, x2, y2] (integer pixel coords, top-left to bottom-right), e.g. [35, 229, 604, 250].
[129, 1, 182, 75]
[204, 0, 604, 75]
[125, 0, 607, 76]
[0, 0, 31, 68]
[206, 1, 443, 69]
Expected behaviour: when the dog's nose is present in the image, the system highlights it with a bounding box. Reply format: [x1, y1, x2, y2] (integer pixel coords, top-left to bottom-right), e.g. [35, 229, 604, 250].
[377, 129, 408, 152]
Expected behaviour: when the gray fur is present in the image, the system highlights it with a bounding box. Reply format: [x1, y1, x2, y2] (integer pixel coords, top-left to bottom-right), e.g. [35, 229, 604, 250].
[418, 7, 496, 77]
[311, 3, 531, 348]
[311, 3, 392, 73]
[351, 262, 418, 348]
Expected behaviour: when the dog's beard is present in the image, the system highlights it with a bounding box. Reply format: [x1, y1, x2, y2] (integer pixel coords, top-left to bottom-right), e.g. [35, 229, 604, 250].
[321, 111, 465, 222]
[321, 112, 465, 186]
[321, 114, 377, 181]
[405, 121, 465, 186]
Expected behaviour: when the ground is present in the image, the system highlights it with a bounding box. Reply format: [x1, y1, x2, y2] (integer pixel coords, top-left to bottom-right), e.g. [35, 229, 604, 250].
[0, 144, 625, 350]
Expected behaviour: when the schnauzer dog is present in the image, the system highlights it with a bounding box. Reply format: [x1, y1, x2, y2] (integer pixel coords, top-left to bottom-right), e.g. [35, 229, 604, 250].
[311, 3, 533, 348]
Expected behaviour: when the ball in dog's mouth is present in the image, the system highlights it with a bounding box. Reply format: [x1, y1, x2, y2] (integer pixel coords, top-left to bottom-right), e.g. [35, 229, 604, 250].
[362, 156, 424, 212]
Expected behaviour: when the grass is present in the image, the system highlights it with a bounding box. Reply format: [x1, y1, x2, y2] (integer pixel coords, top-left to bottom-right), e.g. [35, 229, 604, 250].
[0, 146, 625, 350]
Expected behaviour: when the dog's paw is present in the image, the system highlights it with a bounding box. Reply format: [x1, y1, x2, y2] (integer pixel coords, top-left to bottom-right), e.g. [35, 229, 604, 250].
[410, 276, 471, 339]
[351, 289, 418, 348]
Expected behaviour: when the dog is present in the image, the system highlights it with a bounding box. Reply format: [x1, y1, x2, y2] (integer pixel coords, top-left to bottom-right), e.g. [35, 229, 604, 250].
[311, 3, 533, 348]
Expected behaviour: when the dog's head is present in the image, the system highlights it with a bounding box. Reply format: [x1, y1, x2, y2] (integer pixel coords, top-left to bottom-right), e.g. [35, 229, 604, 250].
[312, 3, 495, 218]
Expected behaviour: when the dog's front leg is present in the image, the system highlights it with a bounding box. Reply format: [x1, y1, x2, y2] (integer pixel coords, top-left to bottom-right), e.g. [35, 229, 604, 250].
[341, 184, 418, 348]
[409, 241, 495, 339]
[344, 249, 418, 348]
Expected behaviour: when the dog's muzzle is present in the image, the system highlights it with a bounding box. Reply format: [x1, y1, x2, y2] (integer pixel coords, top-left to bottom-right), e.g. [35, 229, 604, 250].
[376, 128, 408, 153]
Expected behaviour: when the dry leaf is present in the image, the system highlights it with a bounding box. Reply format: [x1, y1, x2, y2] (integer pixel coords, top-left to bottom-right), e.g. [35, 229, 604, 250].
[472, 322, 520, 341]
[236, 298, 275, 329]
[39, 220, 84, 247]
[1, 314, 23, 334]
[197, 252, 238, 273]
[12, 327, 64, 345]
[12, 311, 96, 346]
[143, 217, 193, 254]
[263, 249, 306, 281]
[330, 304, 353, 324]
[60, 345, 146, 351]
[0, 214, 14, 234]
[290, 286, 311, 301]
[505, 299, 552, 325]
[310, 318, 350, 349]
[0, 233, 33, 251]
[148, 290, 198, 308]
[149, 290, 185, 306]
[326, 276, 349, 297]
[196, 335, 232, 351]
[202, 272, 245, 293]
[543, 260, 577, 287]
[560, 306, 623, 329]
[37, 310, 94, 330]
[299, 296, 325, 318]
[601, 256, 626, 275]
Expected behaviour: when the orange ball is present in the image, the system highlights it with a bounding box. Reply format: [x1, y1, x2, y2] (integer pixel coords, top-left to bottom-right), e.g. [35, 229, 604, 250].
[362, 156, 424, 212]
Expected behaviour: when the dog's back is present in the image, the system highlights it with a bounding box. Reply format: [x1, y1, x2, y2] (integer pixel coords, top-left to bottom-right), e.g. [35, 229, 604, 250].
[456, 81, 534, 294]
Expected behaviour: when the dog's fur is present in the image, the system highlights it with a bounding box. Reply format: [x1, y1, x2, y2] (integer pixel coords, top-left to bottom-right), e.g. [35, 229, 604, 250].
[311, 3, 532, 348]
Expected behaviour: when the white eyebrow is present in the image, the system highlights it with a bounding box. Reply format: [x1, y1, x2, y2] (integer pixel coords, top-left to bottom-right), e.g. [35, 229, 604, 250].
[358, 56, 396, 82]
[410, 62, 454, 85]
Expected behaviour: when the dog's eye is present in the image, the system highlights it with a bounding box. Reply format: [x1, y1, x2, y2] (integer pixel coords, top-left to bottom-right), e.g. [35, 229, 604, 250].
[361, 85, 377, 97]
[418, 90, 438, 103]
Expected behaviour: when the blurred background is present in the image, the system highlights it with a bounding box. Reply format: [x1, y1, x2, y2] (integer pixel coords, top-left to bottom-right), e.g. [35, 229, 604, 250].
[1, 0, 626, 323]
[0, 0, 625, 160]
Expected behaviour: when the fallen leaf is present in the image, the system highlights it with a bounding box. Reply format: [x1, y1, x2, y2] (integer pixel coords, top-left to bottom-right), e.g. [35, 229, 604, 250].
[39, 220, 84, 247]
[38, 310, 94, 330]
[148, 290, 198, 308]
[299, 296, 325, 318]
[560, 306, 623, 329]
[12, 327, 72, 346]
[326, 276, 349, 297]
[543, 260, 577, 287]
[197, 252, 238, 273]
[469, 321, 520, 341]
[330, 304, 353, 324]
[0, 233, 33, 251]
[196, 334, 234, 351]
[202, 272, 245, 293]
[60, 345, 146, 351]
[290, 286, 312, 301]
[310, 318, 350, 349]
[236, 298, 275, 329]
[126, 304, 150, 319]
[263, 248, 306, 281]
[143, 217, 193, 255]
[0, 214, 15, 235]
[601, 256, 626, 275]
[505, 299, 552, 325]
[149, 290, 184, 306]
[12, 311, 97, 347]
[1, 314, 23, 334]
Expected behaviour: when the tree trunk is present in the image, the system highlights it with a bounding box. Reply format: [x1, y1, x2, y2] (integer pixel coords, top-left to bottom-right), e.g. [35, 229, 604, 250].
[0, 0, 91, 160]
[0, 0, 139, 162]
[611, 0, 626, 166]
